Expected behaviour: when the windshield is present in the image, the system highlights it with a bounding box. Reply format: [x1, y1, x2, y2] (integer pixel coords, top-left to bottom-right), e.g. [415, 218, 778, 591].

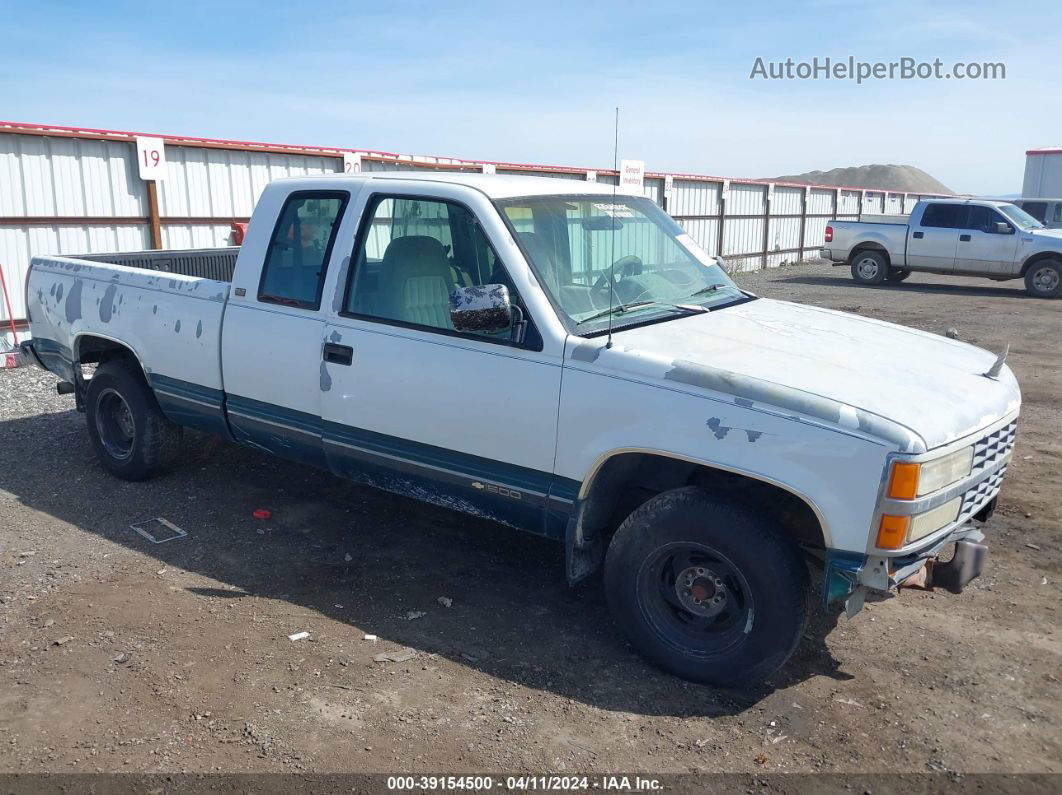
[496, 195, 747, 333]
[999, 203, 1044, 230]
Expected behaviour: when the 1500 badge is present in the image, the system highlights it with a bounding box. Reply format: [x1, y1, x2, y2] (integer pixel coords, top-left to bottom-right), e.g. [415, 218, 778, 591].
[471, 481, 523, 500]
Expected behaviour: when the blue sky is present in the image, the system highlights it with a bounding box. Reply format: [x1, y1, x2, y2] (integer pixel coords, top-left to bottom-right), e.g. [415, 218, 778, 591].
[2, 0, 1059, 194]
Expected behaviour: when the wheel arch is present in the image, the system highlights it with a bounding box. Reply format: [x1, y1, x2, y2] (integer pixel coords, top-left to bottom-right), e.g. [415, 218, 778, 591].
[848, 242, 891, 267]
[72, 333, 150, 409]
[564, 448, 831, 584]
[1019, 250, 1062, 277]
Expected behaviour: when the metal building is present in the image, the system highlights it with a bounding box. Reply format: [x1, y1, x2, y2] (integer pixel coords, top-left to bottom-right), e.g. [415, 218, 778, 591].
[1, 121, 941, 337]
[1022, 147, 1062, 198]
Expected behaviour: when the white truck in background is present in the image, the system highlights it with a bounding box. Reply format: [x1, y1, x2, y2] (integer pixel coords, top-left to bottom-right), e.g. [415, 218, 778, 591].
[822, 198, 1062, 297]
[22, 172, 1020, 686]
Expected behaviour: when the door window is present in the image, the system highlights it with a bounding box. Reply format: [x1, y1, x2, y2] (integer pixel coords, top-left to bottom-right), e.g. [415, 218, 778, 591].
[966, 206, 1008, 234]
[344, 196, 527, 342]
[259, 192, 348, 309]
[920, 204, 967, 228]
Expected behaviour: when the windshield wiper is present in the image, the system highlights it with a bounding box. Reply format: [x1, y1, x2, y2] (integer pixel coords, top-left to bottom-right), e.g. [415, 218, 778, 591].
[576, 300, 705, 326]
[689, 283, 729, 297]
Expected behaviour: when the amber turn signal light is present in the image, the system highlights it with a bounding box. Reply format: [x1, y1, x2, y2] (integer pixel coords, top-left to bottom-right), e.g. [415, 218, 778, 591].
[876, 515, 910, 550]
[887, 461, 920, 500]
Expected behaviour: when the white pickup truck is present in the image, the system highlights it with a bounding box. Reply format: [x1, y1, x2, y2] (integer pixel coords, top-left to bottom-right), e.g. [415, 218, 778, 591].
[21, 173, 1021, 686]
[822, 198, 1062, 297]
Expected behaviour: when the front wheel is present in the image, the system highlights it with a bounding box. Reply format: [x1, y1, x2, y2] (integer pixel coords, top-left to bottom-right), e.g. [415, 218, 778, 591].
[850, 250, 888, 285]
[604, 487, 809, 687]
[86, 360, 182, 481]
[1024, 260, 1062, 298]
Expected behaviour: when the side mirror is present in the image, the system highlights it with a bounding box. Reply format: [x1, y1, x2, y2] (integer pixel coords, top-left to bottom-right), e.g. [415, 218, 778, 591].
[995, 222, 1014, 235]
[450, 284, 516, 335]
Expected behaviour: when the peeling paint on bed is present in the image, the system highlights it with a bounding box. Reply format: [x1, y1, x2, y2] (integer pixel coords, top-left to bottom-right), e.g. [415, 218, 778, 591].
[196, 320, 203, 338]
[174, 320, 182, 334]
[320, 361, 332, 392]
[64, 279, 83, 324]
[99, 284, 118, 323]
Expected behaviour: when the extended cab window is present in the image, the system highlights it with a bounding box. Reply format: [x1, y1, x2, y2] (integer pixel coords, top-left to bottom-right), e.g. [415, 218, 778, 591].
[920, 204, 967, 228]
[344, 195, 526, 341]
[259, 192, 348, 308]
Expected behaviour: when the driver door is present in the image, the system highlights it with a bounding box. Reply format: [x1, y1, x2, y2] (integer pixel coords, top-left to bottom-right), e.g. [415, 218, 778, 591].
[319, 187, 563, 536]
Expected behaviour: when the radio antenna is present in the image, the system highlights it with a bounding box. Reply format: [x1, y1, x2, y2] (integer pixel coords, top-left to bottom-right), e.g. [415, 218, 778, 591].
[605, 106, 619, 350]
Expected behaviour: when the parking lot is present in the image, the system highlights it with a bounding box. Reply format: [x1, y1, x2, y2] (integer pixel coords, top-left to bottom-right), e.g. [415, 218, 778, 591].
[0, 261, 1059, 776]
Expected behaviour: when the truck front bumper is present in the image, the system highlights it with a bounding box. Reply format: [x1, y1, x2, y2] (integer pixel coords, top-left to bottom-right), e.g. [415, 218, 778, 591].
[825, 516, 990, 617]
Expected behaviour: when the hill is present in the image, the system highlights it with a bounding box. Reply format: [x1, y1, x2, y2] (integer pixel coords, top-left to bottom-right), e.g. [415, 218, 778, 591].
[769, 164, 954, 195]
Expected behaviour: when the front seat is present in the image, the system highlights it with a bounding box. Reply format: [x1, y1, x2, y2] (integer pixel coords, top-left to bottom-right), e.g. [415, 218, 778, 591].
[379, 235, 455, 329]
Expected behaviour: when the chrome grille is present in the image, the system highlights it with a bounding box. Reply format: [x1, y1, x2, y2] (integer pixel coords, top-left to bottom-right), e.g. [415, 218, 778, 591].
[972, 420, 1017, 472]
[960, 465, 1007, 519]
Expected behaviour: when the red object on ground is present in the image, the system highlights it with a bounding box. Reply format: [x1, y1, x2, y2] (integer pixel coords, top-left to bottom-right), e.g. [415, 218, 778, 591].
[252, 509, 272, 520]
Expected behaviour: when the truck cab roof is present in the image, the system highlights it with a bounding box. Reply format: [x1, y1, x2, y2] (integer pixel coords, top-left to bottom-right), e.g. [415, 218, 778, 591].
[267, 170, 640, 200]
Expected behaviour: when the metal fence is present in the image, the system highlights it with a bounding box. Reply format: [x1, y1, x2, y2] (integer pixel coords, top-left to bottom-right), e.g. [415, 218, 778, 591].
[0, 121, 945, 327]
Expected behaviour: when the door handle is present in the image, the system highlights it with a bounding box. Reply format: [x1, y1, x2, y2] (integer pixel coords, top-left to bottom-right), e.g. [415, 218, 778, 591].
[959, 234, 971, 242]
[323, 342, 353, 366]
[912, 231, 924, 239]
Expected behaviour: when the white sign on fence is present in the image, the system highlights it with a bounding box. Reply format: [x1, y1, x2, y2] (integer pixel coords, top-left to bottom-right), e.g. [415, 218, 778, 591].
[619, 159, 644, 192]
[135, 136, 166, 181]
[664, 174, 674, 201]
[586, 170, 597, 182]
[481, 163, 496, 175]
[343, 152, 362, 174]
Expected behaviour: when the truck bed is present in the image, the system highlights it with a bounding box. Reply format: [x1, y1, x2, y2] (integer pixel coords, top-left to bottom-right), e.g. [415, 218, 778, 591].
[25, 252, 231, 400]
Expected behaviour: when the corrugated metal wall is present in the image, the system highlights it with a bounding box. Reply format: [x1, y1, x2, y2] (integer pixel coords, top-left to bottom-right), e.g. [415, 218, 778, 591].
[0, 123, 933, 326]
[1023, 151, 1062, 199]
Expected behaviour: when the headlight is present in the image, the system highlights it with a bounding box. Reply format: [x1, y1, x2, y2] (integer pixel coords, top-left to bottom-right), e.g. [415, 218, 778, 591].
[887, 446, 974, 499]
[876, 497, 963, 549]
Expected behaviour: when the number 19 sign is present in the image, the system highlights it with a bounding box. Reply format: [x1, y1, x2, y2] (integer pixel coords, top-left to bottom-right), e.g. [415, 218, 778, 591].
[136, 136, 167, 181]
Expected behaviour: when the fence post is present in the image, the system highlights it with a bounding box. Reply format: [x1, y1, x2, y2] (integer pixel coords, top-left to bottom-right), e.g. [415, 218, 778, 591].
[146, 182, 163, 250]
[761, 183, 771, 268]
[717, 181, 727, 258]
[798, 186, 808, 261]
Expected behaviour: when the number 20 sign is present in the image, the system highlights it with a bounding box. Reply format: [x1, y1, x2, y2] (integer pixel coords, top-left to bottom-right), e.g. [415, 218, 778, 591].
[136, 136, 167, 181]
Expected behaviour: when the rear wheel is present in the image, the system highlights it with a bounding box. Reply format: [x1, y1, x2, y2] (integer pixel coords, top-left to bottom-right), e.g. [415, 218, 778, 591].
[604, 487, 809, 687]
[850, 250, 888, 285]
[886, 267, 911, 282]
[1024, 260, 1062, 298]
[86, 360, 182, 480]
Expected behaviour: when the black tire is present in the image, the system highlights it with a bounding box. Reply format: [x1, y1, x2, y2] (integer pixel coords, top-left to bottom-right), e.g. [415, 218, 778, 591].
[604, 486, 809, 687]
[886, 267, 911, 282]
[1024, 259, 1062, 298]
[850, 250, 888, 285]
[85, 359, 182, 481]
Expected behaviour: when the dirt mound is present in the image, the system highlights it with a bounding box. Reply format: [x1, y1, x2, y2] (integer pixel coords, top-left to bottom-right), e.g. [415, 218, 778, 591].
[771, 164, 954, 194]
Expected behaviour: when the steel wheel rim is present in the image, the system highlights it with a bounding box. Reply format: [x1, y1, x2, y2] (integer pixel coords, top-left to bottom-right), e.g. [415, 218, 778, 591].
[1033, 266, 1059, 293]
[95, 388, 135, 460]
[637, 541, 755, 658]
[856, 257, 880, 280]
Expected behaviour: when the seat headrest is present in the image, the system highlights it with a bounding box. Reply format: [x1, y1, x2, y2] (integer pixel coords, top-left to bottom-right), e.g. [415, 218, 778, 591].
[382, 235, 450, 277]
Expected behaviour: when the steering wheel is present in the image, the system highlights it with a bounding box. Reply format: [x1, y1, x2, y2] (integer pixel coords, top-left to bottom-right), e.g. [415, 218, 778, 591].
[592, 255, 644, 292]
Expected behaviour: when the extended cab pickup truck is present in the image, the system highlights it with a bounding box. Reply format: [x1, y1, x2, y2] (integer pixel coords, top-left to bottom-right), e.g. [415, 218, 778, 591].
[822, 198, 1062, 297]
[22, 173, 1021, 686]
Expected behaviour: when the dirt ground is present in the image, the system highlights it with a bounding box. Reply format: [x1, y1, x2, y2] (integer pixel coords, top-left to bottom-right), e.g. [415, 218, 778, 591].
[0, 261, 1059, 777]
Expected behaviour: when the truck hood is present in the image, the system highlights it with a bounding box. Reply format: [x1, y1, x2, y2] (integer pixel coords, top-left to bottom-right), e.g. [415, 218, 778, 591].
[1030, 227, 1062, 241]
[589, 298, 1020, 452]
